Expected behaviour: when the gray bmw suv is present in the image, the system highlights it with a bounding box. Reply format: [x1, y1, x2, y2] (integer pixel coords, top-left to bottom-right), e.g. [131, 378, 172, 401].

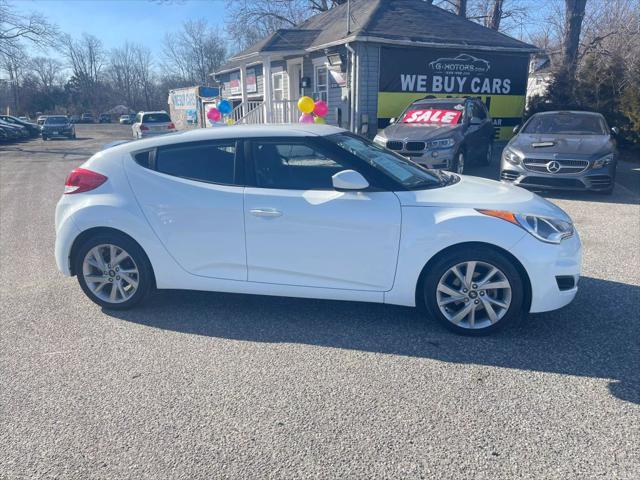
[374, 97, 494, 174]
[500, 111, 618, 194]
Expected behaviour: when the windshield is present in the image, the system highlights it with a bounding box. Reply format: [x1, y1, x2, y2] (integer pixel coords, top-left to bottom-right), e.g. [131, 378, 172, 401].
[522, 113, 607, 135]
[142, 113, 170, 123]
[400, 101, 464, 125]
[326, 133, 453, 190]
[45, 116, 68, 125]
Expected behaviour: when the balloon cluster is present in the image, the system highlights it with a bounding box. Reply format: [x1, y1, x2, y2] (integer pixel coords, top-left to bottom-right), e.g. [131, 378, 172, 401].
[207, 99, 235, 126]
[297, 96, 328, 124]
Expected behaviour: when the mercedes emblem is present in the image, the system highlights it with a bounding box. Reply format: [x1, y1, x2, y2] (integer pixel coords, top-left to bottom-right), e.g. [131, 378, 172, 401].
[547, 161, 561, 173]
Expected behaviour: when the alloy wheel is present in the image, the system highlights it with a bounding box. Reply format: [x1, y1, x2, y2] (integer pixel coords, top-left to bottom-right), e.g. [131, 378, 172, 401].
[436, 260, 512, 329]
[486, 143, 493, 164]
[456, 153, 465, 174]
[82, 243, 139, 304]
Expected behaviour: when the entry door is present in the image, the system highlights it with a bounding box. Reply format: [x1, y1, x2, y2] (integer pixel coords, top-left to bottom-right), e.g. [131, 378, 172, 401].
[125, 140, 247, 280]
[243, 139, 402, 291]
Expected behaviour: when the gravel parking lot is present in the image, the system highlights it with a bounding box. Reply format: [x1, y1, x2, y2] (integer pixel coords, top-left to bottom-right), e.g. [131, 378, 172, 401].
[1, 124, 639, 479]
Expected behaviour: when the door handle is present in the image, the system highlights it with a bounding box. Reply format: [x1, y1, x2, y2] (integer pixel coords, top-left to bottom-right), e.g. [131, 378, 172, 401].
[250, 208, 282, 218]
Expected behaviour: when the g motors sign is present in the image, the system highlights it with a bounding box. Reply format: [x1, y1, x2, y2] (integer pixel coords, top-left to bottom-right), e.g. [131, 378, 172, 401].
[377, 46, 529, 139]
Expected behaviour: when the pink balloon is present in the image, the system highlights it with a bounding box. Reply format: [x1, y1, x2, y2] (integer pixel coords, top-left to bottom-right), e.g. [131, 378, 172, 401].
[299, 113, 314, 124]
[207, 107, 221, 122]
[313, 100, 328, 117]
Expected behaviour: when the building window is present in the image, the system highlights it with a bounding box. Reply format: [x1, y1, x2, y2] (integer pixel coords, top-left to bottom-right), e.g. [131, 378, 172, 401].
[314, 65, 328, 103]
[272, 72, 285, 101]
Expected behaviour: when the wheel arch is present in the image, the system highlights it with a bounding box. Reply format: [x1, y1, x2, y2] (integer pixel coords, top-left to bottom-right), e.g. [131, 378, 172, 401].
[414, 241, 532, 313]
[69, 226, 156, 287]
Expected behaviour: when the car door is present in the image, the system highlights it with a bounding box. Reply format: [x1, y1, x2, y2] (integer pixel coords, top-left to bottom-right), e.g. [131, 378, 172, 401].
[243, 137, 402, 291]
[125, 139, 247, 280]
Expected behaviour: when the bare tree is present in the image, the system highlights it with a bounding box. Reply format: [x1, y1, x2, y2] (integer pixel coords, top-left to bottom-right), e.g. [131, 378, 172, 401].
[0, 0, 58, 58]
[562, 0, 587, 81]
[487, 0, 504, 30]
[132, 44, 154, 110]
[60, 33, 105, 110]
[29, 57, 63, 91]
[162, 19, 226, 86]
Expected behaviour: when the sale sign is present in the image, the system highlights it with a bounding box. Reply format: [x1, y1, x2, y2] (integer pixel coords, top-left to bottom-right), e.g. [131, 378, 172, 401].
[402, 109, 462, 124]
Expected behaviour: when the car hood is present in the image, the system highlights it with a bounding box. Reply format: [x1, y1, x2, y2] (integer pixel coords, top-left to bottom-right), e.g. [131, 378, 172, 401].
[510, 133, 614, 158]
[381, 122, 461, 141]
[396, 175, 570, 220]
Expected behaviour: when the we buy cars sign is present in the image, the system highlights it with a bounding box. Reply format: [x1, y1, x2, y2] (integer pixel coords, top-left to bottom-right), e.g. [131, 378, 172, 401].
[402, 109, 462, 124]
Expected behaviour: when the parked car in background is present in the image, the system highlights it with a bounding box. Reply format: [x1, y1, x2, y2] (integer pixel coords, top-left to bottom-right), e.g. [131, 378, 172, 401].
[131, 111, 175, 138]
[99, 114, 111, 123]
[0, 126, 9, 142]
[0, 122, 23, 141]
[36, 115, 48, 126]
[55, 124, 581, 336]
[18, 116, 30, 122]
[0, 115, 40, 137]
[0, 119, 28, 139]
[81, 113, 94, 123]
[119, 114, 132, 125]
[41, 115, 76, 140]
[70, 114, 81, 123]
[500, 111, 618, 195]
[374, 97, 494, 174]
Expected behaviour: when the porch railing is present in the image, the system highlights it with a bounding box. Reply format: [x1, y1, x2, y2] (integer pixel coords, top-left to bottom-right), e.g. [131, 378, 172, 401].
[230, 99, 298, 125]
[230, 100, 265, 124]
[271, 100, 298, 124]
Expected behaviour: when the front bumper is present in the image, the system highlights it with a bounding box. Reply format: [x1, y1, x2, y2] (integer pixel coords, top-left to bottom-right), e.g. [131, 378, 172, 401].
[42, 129, 74, 138]
[500, 161, 615, 192]
[509, 230, 582, 313]
[400, 149, 455, 169]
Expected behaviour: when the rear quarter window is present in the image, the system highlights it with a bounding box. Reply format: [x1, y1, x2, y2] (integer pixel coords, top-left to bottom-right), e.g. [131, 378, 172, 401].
[142, 113, 171, 123]
[155, 141, 237, 185]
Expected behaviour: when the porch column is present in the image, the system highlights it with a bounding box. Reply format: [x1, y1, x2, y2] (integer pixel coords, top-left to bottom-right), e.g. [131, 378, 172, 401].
[240, 66, 248, 117]
[263, 55, 273, 123]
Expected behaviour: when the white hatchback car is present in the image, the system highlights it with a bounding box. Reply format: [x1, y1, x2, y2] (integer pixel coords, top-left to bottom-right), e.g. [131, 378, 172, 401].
[55, 125, 581, 335]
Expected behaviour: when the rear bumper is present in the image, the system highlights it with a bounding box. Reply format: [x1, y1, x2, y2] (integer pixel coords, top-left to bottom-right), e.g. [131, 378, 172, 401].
[509, 231, 582, 313]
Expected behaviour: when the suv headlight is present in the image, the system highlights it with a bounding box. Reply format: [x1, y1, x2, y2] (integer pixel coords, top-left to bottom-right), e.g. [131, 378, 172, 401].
[502, 147, 521, 165]
[592, 153, 614, 169]
[426, 138, 454, 149]
[373, 135, 386, 146]
[477, 209, 574, 244]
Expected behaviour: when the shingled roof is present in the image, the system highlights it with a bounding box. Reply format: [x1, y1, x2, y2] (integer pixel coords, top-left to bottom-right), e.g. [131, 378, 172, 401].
[216, 0, 537, 73]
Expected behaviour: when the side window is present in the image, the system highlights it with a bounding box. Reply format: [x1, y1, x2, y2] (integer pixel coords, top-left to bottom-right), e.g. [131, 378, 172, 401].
[473, 102, 487, 120]
[135, 113, 142, 123]
[252, 141, 349, 190]
[155, 141, 237, 184]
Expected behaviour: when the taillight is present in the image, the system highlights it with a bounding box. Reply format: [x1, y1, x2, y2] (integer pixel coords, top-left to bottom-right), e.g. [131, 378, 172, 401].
[64, 168, 107, 194]
[140, 124, 149, 131]
[167, 123, 175, 129]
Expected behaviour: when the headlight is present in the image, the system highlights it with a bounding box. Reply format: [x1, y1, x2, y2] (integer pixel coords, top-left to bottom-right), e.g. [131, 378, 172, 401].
[373, 135, 386, 146]
[502, 147, 521, 165]
[477, 209, 574, 244]
[426, 138, 455, 149]
[592, 153, 614, 169]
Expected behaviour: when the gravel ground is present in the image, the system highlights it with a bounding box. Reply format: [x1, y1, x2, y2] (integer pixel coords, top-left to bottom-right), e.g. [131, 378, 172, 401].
[1, 124, 639, 479]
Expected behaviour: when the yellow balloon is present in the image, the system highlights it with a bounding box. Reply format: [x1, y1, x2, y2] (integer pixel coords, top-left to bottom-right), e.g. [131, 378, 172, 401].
[313, 116, 326, 124]
[297, 96, 315, 114]
[226, 118, 235, 126]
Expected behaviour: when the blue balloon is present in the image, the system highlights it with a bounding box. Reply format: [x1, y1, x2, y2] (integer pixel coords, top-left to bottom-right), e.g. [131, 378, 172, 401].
[217, 99, 232, 115]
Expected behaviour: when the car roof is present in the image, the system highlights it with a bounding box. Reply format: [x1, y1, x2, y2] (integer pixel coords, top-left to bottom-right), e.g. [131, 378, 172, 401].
[533, 110, 604, 117]
[140, 111, 168, 115]
[108, 124, 347, 153]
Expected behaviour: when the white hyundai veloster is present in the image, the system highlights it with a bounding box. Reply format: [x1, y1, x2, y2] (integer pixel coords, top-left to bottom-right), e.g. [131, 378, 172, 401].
[55, 125, 581, 335]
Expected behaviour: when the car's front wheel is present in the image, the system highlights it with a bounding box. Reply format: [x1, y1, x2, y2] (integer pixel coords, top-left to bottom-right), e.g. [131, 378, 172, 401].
[451, 151, 465, 174]
[479, 141, 493, 166]
[423, 246, 525, 335]
[74, 233, 153, 310]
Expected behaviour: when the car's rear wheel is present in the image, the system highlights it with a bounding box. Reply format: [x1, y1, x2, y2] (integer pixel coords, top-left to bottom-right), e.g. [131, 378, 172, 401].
[42, 135, 47, 141]
[479, 141, 493, 166]
[451, 151, 465, 174]
[74, 233, 153, 310]
[423, 247, 525, 335]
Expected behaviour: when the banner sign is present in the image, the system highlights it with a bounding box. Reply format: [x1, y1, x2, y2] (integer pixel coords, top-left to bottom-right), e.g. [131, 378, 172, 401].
[169, 87, 197, 110]
[246, 68, 257, 94]
[402, 109, 462, 124]
[377, 47, 530, 139]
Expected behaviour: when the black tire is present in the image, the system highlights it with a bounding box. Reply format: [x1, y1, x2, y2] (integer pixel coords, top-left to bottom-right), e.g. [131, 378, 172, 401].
[450, 150, 465, 174]
[478, 141, 493, 166]
[42, 135, 47, 141]
[422, 246, 525, 336]
[73, 232, 154, 310]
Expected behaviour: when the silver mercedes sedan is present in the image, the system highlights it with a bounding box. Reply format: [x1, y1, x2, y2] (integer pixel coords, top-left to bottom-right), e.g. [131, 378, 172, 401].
[500, 111, 618, 194]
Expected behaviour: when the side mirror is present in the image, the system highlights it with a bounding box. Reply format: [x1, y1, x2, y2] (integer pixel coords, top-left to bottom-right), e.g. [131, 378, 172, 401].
[332, 170, 369, 191]
[513, 125, 520, 134]
[470, 117, 482, 126]
[611, 127, 619, 136]
[389, 117, 396, 124]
